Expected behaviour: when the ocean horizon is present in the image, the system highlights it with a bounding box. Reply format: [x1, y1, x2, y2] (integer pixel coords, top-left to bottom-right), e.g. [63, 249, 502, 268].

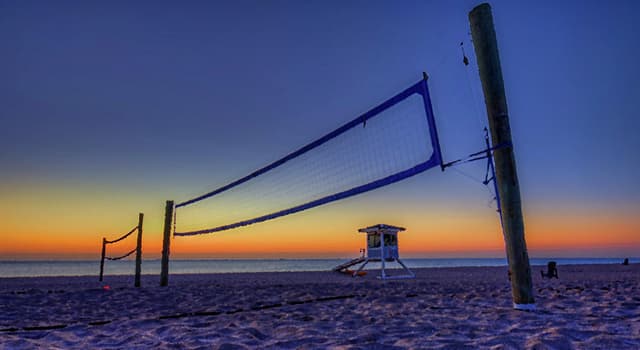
[0, 257, 635, 278]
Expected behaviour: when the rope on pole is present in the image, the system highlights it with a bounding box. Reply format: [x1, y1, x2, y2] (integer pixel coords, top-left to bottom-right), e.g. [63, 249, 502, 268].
[104, 226, 138, 244]
[105, 248, 137, 261]
[99, 216, 144, 284]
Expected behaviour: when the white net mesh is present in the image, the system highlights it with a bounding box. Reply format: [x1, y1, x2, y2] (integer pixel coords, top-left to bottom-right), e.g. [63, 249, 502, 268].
[175, 84, 438, 235]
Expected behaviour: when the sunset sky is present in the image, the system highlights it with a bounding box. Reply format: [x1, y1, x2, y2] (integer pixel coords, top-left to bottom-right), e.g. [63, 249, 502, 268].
[1, 1, 638, 260]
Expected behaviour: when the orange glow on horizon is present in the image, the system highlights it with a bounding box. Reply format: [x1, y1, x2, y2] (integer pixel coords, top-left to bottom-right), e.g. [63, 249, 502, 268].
[2, 182, 639, 259]
[3, 199, 639, 259]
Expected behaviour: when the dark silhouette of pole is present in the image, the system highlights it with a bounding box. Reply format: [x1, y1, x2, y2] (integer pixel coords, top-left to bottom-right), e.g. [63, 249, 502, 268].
[160, 200, 174, 286]
[99, 238, 106, 281]
[134, 212, 144, 287]
[469, 3, 535, 309]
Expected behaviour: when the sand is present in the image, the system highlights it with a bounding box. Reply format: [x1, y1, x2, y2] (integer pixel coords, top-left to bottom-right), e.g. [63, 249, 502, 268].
[1, 263, 639, 349]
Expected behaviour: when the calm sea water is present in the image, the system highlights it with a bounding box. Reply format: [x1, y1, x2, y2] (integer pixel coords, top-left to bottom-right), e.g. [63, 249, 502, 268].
[0, 258, 634, 278]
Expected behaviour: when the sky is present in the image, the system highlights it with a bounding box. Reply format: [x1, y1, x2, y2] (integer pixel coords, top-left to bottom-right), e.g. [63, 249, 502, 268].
[1, 0, 639, 260]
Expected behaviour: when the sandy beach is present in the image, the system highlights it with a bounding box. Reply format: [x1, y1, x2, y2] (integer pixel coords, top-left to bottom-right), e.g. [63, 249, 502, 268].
[1, 263, 639, 349]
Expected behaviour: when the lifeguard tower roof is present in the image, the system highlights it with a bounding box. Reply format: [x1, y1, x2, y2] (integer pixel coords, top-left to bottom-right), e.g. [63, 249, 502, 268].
[358, 224, 405, 233]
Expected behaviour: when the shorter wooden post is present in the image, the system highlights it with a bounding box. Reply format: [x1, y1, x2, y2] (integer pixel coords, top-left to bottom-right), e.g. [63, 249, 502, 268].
[380, 232, 386, 279]
[134, 213, 144, 287]
[160, 200, 174, 287]
[99, 238, 106, 281]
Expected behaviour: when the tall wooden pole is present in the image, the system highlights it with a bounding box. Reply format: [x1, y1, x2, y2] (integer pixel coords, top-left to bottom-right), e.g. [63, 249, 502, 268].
[469, 3, 535, 309]
[160, 200, 174, 287]
[134, 212, 144, 287]
[99, 238, 106, 282]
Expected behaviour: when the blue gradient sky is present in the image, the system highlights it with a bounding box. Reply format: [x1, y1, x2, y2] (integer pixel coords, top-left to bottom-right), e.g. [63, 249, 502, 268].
[1, 1, 639, 258]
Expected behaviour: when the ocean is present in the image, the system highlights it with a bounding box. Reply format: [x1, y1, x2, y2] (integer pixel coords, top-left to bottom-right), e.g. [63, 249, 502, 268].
[0, 258, 634, 278]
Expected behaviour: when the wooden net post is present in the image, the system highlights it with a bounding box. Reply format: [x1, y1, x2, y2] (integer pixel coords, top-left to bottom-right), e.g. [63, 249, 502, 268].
[469, 2, 535, 310]
[134, 212, 144, 287]
[99, 238, 106, 282]
[160, 200, 174, 287]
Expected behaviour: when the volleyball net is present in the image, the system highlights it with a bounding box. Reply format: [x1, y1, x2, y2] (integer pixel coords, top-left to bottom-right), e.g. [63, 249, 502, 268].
[99, 213, 144, 287]
[173, 77, 443, 237]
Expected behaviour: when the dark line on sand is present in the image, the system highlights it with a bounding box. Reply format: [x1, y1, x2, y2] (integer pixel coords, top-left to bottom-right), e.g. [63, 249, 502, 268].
[155, 294, 359, 320]
[22, 324, 67, 331]
[1, 294, 361, 333]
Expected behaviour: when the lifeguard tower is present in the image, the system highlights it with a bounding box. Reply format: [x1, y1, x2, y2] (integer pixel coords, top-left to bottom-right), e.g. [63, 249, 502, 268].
[333, 224, 415, 280]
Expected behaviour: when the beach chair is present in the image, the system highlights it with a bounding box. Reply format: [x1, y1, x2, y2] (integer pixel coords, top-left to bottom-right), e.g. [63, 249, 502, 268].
[540, 261, 558, 279]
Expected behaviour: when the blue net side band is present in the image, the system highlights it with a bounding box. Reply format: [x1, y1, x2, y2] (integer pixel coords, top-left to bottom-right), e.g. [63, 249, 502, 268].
[176, 79, 441, 208]
[174, 154, 440, 236]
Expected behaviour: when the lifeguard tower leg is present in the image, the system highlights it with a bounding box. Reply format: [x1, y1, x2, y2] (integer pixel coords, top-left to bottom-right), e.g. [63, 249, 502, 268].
[396, 258, 415, 278]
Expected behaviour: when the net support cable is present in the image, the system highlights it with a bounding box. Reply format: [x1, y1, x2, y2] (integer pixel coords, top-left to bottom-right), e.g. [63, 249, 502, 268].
[174, 77, 443, 237]
[441, 141, 511, 169]
[442, 128, 504, 226]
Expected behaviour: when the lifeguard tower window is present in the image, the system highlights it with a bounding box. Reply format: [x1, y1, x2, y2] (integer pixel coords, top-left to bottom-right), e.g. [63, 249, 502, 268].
[368, 234, 380, 248]
[384, 234, 398, 246]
